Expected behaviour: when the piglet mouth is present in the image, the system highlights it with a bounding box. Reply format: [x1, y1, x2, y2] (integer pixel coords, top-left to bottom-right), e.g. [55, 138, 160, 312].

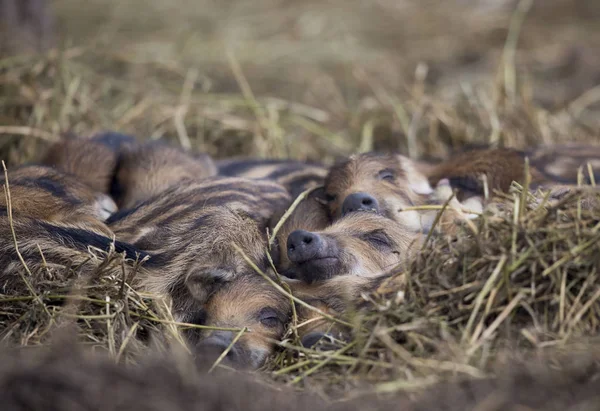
[353, 208, 382, 216]
[296, 256, 338, 266]
[195, 331, 251, 369]
[288, 256, 341, 284]
[286, 230, 342, 283]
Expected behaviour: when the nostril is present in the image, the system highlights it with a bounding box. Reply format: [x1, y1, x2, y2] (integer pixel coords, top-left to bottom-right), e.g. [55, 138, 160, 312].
[288, 230, 319, 254]
[341, 192, 380, 217]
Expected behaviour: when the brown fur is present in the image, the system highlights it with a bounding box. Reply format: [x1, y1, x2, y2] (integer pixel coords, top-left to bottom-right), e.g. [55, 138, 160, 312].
[426, 148, 548, 200]
[195, 268, 406, 364]
[326, 146, 600, 239]
[42, 133, 217, 210]
[217, 158, 328, 198]
[284, 212, 421, 283]
[426, 144, 600, 201]
[287, 273, 406, 346]
[193, 274, 292, 369]
[40, 132, 136, 195]
[324, 153, 435, 232]
[0, 167, 295, 368]
[271, 187, 332, 274]
[324, 152, 533, 238]
[0, 213, 287, 368]
[1, 165, 116, 235]
[114, 143, 217, 209]
[527, 143, 600, 185]
[2, 342, 600, 411]
[108, 176, 291, 321]
[0, 215, 148, 296]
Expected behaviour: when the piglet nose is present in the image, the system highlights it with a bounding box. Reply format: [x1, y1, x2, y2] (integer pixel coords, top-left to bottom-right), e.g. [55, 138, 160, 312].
[341, 192, 380, 216]
[287, 230, 323, 262]
[196, 332, 241, 366]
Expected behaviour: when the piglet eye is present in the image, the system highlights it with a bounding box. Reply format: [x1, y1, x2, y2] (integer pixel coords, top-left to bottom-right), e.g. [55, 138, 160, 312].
[363, 230, 392, 250]
[258, 307, 282, 328]
[378, 169, 395, 181]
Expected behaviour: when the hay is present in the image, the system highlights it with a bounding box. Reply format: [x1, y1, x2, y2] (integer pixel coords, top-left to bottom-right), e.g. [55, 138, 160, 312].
[0, 237, 187, 361]
[272, 185, 600, 393]
[2, 0, 600, 400]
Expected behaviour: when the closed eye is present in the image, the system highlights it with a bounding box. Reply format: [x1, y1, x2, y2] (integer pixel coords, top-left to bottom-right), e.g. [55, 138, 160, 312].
[361, 230, 393, 250]
[378, 169, 396, 181]
[257, 307, 283, 328]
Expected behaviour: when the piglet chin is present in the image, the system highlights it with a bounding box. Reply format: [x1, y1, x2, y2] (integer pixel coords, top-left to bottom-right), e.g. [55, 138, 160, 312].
[293, 257, 341, 284]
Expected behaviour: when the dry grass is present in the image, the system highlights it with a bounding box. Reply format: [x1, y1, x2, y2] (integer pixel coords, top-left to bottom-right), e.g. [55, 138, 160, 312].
[0, 239, 180, 361]
[271, 184, 600, 395]
[3, 0, 600, 165]
[1, 0, 600, 400]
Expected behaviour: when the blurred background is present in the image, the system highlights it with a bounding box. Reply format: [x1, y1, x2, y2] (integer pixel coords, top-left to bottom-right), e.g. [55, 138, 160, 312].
[1, 0, 600, 165]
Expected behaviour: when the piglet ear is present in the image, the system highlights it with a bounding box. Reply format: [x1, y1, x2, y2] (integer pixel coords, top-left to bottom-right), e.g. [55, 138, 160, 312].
[396, 155, 434, 195]
[184, 269, 230, 305]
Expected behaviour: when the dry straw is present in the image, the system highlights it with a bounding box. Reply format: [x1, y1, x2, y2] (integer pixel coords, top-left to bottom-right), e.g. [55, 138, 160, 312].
[2, 0, 600, 398]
